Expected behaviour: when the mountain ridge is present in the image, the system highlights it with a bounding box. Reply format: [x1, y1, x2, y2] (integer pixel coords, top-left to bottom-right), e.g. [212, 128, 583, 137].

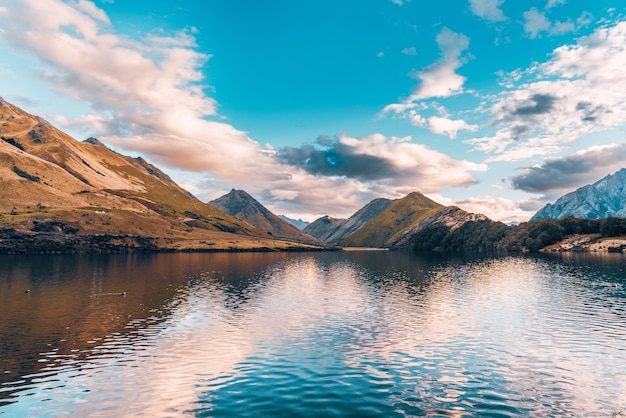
[278, 215, 310, 230]
[304, 198, 393, 245]
[532, 169, 626, 220]
[339, 192, 444, 248]
[0, 97, 322, 253]
[209, 189, 322, 245]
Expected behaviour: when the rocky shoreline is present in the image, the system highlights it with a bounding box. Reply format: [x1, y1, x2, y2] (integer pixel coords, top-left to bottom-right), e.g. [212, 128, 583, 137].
[542, 234, 626, 253]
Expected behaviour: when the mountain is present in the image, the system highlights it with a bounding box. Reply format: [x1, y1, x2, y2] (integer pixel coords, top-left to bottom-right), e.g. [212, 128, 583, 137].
[339, 192, 444, 247]
[304, 198, 393, 245]
[0, 97, 320, 252]
[279, 215, 310, 230]
[390, 206, 494, 249]
[303, 215, 346, 243]
[531, 169, 626, 220]
[209, 189, 322, 245]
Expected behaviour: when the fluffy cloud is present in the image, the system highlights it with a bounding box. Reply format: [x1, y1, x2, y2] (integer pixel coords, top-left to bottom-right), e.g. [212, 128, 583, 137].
[523, 7, 588, 39]
[381, 28, 476, 138]
[420, 116, 478, 139]
[523, 8, 551, 38]
[468, 0, 506, 23]
[381, 28, 469, 110]
[277, 133, 486, 191]
[409, 28, 469, 101]
[0, 0, 286, 184]
[455, 196, 537, 223]
[466, 21, 626, 162]
[509, 144, 626, 194]
[545, 0, 566, 9]
[0, 0, 490, 219]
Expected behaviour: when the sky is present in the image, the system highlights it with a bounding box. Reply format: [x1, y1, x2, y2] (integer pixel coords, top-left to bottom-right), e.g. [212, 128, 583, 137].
[1, 0, 626, 223]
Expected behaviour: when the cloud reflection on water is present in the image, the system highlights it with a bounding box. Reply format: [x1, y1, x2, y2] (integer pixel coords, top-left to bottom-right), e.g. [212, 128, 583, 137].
[1, 252, 625, 416]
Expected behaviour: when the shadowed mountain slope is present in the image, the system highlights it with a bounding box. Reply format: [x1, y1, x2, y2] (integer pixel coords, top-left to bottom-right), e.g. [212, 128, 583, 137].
[209, 189, 322, 245]
[304, 198, 393, 245]
[390, 206, 493, 248]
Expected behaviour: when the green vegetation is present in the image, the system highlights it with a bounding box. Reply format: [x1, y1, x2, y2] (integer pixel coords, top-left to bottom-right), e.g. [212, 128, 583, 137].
[411, 215, 626, 252]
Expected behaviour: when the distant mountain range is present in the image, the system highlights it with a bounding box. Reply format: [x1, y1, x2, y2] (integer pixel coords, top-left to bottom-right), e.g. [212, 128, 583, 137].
[305, 192, 485, 249]
[532, 169, 626, 220]
[209, 189, 322, 245]
[2, 97, 625, 254]
[278, 215, 310, 230]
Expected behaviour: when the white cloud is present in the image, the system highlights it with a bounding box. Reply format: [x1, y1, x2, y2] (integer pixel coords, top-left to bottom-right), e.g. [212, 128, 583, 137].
[417, 116, 479, 139]
[409, 28, 469, 101]
[523, 8, 551, 39]
[545, 0, 566, 9]
[380, 28, 475, 138]
[269, 189, 300, 201]
[401, 47, 417, 56]
[456, 196, 536, 223]
[0, 0, 282, 182]
[468, 0, 506, 22]
[277, 133, 487, 193]
[523, 7, 588, 39]
[551, 20, 576, 35]
[73, 0, 110, 24]
[466, 21, 626, 162]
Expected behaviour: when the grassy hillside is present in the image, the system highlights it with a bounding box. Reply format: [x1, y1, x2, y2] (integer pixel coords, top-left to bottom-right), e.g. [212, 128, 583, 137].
[339, 192, 443, 247]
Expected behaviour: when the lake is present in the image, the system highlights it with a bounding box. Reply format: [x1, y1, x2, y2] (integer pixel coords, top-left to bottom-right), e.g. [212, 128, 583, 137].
[1, 250, 625, 417]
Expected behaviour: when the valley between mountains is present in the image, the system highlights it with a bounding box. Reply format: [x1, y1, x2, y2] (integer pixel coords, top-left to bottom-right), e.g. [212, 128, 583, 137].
[1, 97, 625, 254]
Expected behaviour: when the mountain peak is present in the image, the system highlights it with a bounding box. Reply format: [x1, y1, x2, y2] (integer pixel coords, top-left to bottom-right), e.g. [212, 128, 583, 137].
[532, 168, 626, 220]
[209, 190, 322, 245]
[83, 137, 107, 147]
[0, 97, 271, 250]
[339, 192, 443, 247]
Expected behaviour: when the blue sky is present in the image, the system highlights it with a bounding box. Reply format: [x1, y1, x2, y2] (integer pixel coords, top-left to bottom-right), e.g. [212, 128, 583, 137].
[1, 0, 626, 222]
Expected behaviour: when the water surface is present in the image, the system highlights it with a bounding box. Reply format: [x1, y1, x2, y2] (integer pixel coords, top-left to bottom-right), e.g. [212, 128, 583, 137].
[1, 251, 625, 416]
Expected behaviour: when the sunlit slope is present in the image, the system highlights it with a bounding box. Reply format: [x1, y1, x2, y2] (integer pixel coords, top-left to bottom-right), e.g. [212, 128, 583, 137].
[339, 192, 444, 247]
[0, 96, 267, 240]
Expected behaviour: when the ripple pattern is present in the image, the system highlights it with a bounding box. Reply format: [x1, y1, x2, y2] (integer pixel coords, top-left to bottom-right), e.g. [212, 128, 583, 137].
[1, 252, 625, 417]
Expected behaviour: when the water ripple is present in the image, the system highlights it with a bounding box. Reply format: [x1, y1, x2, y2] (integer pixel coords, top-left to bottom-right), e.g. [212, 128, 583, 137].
[1, 252, 625, 416]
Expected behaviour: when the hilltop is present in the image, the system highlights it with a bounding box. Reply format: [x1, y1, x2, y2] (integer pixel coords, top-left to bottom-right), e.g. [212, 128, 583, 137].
[209, 189, 322, 245]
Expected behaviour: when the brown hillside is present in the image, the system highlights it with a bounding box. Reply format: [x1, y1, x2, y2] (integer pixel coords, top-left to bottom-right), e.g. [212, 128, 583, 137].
[0, 97, 321, 252]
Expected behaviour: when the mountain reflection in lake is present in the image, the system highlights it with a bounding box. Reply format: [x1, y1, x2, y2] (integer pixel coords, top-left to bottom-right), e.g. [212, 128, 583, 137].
[1, 251, 625, 417]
